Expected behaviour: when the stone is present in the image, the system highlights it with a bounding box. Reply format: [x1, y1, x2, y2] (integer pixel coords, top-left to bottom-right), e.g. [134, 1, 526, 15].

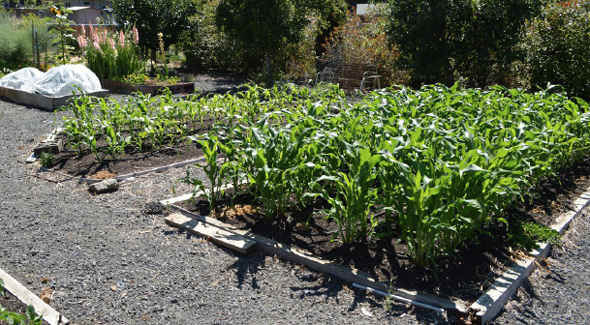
[88, 179, 119, 194]
[40, 287, 52, 304]
[295, 222, 311, 233]
[33, 139, 63, 156]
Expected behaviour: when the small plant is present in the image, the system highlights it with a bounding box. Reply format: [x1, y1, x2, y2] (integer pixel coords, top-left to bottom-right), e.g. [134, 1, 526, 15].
[39, 152, 55, 168]
[508, 220, 562, 251]
[0, 279, 44, 325]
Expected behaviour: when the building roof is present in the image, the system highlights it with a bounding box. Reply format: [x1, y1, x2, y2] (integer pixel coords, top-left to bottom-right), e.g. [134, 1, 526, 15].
[68, 6, 100, 12]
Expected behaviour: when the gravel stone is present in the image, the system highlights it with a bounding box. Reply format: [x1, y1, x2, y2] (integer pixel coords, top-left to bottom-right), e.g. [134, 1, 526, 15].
[0, 88, 588, 324]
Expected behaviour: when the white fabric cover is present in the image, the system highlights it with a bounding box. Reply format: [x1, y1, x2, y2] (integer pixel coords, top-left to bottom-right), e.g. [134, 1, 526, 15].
[0, 65, 102, 97]
[32, 64, 102, 97]
[0, 68, 43, 90]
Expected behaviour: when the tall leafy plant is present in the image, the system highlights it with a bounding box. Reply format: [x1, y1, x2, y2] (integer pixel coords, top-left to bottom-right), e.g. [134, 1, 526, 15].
[79, 25, 143, 80]
[48, 6, 75, 65]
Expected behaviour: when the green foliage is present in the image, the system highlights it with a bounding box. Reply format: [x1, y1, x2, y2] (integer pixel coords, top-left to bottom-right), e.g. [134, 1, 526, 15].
[386, 0, 543, 88]
[112, 0, 200, 63]
[181, 0, 255, 72]
[0, 305, 43, 325]
[522, 1, 590, 100]
[0, 12, 32, 69]
[215, 0, 307, 86]
[183, 134, 226, 213]
[60, 82, 590, 268]
[0, 280, 43, 325]
[79, 26, 144, 80]
[508, 220, 562, 250]
[20, 14, 56, 66]
[39, 152, 55, 168]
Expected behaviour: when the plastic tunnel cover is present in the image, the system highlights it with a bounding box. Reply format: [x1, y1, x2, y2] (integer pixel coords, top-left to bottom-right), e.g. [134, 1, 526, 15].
[32, 64, 102, 97]
[0, 67, 44, 91]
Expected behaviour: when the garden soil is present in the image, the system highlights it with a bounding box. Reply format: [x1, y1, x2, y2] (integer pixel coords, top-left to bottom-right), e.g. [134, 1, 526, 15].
[1, 83, 589, 324]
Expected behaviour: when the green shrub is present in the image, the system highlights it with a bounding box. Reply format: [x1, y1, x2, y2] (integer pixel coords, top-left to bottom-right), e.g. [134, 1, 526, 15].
[508, 220, 561, 251]
[180, 0, 260, 73]
[0, 12, 32, 69]
[39, 152, 55, 168]
[522, 1, 590, 99]
[386, 0, 543, 88]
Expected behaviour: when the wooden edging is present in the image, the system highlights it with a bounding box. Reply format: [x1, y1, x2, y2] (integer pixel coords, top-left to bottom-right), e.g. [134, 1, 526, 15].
[165, 213, 256, 254]
[470, 186, 590, 324]
[161, 198, 467, 314]
[0, 266, 69, 325]
[0, 85, 108, 110]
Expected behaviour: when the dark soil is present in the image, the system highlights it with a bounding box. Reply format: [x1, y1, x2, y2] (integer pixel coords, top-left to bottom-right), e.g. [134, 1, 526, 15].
[177, 158, 590, 304]
[48, 116, 221, 178]
[50, 139, 204, 178]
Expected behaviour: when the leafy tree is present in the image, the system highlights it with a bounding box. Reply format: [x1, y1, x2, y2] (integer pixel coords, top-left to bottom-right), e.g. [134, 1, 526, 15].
[112, 0, 199, 67]
[522, 1, 590, 99]
[387, 0, 543, 88]
[300, 0, 347, 58]
[215, 0, 307, 86]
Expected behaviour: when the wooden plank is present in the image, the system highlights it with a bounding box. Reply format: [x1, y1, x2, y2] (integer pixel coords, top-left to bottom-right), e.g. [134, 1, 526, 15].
[471, 246, 548, 324]
[160, 193, 196, 206]
[167, 203, 467, 313]
[0, 267, 69, 325]
[165, 213, 256, 254]
[471, 184, 590, 324]
[0, 85, 107, 110]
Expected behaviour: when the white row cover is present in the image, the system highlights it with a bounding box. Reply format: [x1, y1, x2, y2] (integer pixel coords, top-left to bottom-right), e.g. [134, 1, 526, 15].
[0, 65, 102, 97]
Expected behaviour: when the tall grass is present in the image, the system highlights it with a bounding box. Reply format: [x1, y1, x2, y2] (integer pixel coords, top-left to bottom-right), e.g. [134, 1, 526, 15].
[0, 12, 32, 69]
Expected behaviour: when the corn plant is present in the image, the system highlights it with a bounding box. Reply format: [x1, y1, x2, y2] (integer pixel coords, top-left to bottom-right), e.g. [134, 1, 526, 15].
[320, 145, 381, 244]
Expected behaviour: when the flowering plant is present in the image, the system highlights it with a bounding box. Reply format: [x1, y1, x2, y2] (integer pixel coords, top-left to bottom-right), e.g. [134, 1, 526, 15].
[49, 5, 75, 64]
[78, 25, 144, 80]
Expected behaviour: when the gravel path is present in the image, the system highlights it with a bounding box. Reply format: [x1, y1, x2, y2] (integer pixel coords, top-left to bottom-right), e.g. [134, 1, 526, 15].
[0, 92, 588, 324]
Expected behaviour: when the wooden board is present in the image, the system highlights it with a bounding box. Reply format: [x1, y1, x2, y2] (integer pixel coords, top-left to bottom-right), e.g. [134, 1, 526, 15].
[0, 267, 69, 325]
[165, 213, 256, 254]
[471, 185, 590, 324]
[0, 86, 108, 110]
[165, 203, 467, 313]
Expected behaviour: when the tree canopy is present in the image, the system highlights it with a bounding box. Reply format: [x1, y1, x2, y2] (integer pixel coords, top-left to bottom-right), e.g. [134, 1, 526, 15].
[216, 0, 307, 86]
[112, 0, 199, 60]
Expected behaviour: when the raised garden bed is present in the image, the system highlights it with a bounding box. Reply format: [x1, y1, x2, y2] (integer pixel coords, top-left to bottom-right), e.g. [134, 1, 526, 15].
[101, 79, 195, 95]
[0, 267, 67, 325]
[0, 86, 108, 111]
[28, 83, 590, 323]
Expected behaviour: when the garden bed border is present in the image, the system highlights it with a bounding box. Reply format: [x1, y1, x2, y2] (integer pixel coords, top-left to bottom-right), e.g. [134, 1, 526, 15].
[36, 156, 206, 185]
[469, 185, 590, 324]
[161, 191, 468, 316]
[161, 184, 590, 324]
[0, 86, 108, 110]
[0, 266, 69, 325]
[100, 79, 196, 95]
